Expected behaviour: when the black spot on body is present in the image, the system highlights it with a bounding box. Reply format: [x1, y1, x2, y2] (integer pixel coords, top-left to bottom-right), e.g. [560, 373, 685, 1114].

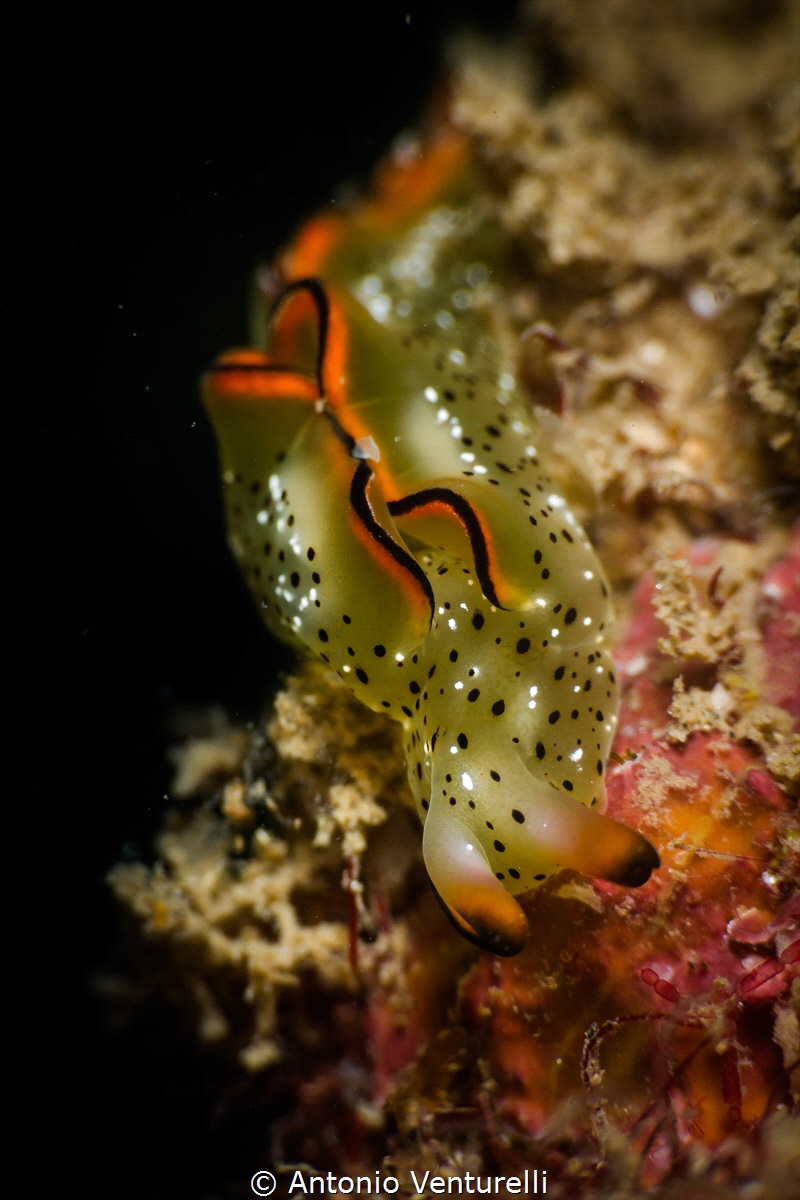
[457, 732, 468, 749]
[548, 710, 560, 724]
[356, 668, 369, 685]
[290, 572, 300, 587]
[491, 700, 505, 715]
[449, 650, 458, 662]
[318, 629, 328, 642]
[307, 547, 315, 560]
[533, 550, 542, 564]
[490, 770, 501, 781]
[508, 868, 520, 879]
[511, 809, 524, 823]
[564, 608, 577, 625]
[468, 689, 480, 702]
[554, 666, 565, 680]
[563, 780, 573, 791]
[374, 644, 386, 657]
[409, 681, 420, 694]
[472, 611, 485, 630]
[536, 741, 545, 759]
[516, 637, 531, 654]
[494, 840, 505, 853]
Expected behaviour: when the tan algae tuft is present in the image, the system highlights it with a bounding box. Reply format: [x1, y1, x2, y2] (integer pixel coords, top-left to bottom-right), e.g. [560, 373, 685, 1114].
[109, 3, 799, 1194]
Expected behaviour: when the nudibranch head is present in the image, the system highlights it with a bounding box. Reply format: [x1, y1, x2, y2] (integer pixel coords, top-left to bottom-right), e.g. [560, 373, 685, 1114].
[202, 130, 659, 955]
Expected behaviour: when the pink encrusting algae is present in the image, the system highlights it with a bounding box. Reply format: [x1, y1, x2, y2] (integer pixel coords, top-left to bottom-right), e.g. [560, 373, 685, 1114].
[107, 4, 799, 1193]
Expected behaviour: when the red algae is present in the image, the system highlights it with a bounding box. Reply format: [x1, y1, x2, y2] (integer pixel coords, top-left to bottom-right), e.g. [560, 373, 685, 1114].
[108, 6, 799, 1193]
[761, 529, 800, 725]
[376, 530, 799, 1187]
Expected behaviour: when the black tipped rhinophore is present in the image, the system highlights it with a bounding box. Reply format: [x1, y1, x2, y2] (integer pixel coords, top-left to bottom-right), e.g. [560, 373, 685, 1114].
[429, 881, 529, 957]
[609, 839, 661, 888]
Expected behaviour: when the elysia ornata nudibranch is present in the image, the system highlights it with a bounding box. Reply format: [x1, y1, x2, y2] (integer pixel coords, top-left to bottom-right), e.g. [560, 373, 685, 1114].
[202, 129, 660, 956]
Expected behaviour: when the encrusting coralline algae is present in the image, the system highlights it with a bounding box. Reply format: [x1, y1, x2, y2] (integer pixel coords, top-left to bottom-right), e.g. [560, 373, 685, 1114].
[108, 3, 799, 1195]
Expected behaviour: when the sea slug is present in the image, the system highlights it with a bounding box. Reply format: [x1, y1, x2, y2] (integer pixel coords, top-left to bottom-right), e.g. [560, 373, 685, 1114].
[202, 130, 659, 955]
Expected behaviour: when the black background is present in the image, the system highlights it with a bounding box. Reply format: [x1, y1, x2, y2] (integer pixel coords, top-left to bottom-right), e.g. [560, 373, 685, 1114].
[27, 6, 521, 1198]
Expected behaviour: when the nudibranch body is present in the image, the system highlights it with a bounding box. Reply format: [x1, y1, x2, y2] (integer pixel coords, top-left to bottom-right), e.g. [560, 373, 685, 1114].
[202, 131, 659, 955]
